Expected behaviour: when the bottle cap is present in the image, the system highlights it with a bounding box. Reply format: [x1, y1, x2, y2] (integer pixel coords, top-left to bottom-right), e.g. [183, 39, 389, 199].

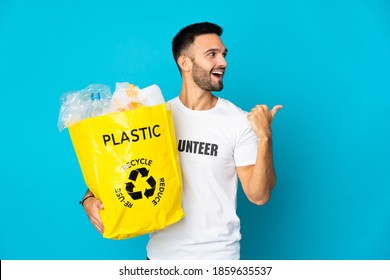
[91, 92, 101, 100]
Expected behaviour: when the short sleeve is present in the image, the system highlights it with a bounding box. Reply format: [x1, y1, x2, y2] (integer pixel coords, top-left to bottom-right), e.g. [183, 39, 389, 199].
[233, 118, 258, 167]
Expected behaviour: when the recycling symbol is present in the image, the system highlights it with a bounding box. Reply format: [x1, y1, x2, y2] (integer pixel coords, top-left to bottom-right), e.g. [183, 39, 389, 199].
[125, 167, 156, 200]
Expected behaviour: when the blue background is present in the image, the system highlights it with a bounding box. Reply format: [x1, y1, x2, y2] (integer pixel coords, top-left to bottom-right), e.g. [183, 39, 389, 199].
[1, 0, 389, 260]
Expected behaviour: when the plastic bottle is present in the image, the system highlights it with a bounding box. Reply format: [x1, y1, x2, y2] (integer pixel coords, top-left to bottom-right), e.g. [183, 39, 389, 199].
[90, 91, 105, 117]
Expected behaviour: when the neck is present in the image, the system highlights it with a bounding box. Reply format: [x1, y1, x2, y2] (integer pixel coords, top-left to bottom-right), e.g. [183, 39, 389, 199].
[179, 81, 218, 111]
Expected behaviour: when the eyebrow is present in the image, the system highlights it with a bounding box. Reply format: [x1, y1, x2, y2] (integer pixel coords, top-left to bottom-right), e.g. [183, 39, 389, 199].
[204, 48, 228, 55]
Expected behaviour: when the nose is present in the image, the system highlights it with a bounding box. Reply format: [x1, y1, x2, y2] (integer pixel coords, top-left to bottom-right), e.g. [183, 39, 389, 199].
[218, 54, 227, 68]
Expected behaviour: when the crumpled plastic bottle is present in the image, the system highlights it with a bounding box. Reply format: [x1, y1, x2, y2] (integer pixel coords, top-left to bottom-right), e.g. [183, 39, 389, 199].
[90, 89, 111, 117]
[57, 84, 112, 131]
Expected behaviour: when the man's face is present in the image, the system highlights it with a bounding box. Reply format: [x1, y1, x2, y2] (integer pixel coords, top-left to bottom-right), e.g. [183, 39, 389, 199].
[187, 34, 228, 92]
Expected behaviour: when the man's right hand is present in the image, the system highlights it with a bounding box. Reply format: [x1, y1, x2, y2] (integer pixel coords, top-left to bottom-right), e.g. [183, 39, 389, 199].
[83, 196, 104, 234]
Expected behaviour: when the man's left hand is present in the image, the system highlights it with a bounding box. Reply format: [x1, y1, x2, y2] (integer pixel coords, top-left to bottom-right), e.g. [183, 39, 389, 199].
[247, 105, 283, 138]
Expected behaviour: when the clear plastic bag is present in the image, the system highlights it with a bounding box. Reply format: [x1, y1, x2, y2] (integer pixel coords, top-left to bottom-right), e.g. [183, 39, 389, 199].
[57, 84, 112, 131]
[58, 83, 165, 131]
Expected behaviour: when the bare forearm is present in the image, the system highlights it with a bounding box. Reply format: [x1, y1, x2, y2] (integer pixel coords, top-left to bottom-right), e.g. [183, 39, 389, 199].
[247, 137, 276, 205]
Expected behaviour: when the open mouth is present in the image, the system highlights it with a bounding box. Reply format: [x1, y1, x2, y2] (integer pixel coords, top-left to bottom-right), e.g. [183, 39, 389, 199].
[211, 70, 224, 79]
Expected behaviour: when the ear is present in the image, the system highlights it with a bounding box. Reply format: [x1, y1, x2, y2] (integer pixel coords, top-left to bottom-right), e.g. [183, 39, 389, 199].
[177, 55, 192, 72]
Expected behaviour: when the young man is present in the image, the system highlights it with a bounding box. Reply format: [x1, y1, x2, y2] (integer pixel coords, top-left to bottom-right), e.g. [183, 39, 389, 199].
[82, 22, 282, 259]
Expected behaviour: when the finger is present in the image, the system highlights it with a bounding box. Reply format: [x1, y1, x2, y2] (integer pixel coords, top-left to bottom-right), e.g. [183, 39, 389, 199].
[91, 216, 104, 233]
[94, 223, 104, 234]
[94, 206, 104, 226]
[257, 104, 268, 112]
[96, 222, 104, 234]
[90, 202, 104, 233]
[271, 105, 283, 119]
[96, 220, 104, 233]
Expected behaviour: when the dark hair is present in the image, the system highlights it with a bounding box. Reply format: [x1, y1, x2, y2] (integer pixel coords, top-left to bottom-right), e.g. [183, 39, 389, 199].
[172, 22, 223, 63]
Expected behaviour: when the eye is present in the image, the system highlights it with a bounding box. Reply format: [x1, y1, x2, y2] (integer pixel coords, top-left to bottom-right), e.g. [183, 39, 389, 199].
[208, 51, 216, 57]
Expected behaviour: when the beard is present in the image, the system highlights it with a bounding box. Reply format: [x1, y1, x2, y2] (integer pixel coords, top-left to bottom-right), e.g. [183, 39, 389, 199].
[191, 60, 224, 92]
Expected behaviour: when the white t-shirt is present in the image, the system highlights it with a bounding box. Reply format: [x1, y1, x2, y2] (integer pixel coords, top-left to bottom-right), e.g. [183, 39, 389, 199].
[146, 96, 258, 259]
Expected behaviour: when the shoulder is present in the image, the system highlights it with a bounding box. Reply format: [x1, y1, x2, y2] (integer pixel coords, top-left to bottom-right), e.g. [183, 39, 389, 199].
[167, 96, 179, 103]
[167, 96, 178, 104]
[217, 98, 249, 118]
